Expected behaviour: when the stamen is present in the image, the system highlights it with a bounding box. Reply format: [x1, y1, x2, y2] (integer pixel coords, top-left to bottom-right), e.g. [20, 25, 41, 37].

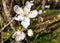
[23, 12, 27, 17]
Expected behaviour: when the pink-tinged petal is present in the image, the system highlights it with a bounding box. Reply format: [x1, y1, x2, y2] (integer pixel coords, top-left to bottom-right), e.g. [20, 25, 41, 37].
[25, 1, 33, 9]
[21, 32, 26, 40]
[12, 31, 26, 41]
[21, 18, 30, 29]
[28, 10, 38, 18]
[13, 5, 23, 14]
[13, 15, 24, 21]
[24, 6, 30, 14]
[12, 31, 21, 39]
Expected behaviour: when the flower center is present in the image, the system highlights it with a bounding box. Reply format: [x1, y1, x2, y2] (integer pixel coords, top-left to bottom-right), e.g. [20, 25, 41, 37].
[23, 12, 28, 17]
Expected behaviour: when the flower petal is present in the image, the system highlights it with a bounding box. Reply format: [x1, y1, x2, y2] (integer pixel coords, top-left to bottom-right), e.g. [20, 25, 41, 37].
[25, 1, 33, 9]
[21, 32, 26, 40]
[21, 18, 30, 28]
[12, 31, 21, 39]
[12, 31, 26, 41]
[28, 29, 33, 36]
[24, 1, 34, 13]
[45, 5, 50, 9]
[13, 5, 23, 14]
[24, 6, 30, 14]
[28, 10, 38, 18]
[13, 15, 24, 21]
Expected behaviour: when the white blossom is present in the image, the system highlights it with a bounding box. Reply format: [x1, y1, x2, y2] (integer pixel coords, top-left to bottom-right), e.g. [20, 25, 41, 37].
[27, 29, 33, 36]
[21, 17, 30, 28]
[12, 31, 26, 41]
[45, 5, 50, 9]
[13, 5, 23, 14]
[38, 10, 43, 14]
[13, 1, 38, 28]
[28, 10, 38, 18]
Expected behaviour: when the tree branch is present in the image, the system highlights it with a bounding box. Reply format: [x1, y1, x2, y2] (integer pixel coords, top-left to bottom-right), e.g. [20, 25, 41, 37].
[0, 19, 13, 32]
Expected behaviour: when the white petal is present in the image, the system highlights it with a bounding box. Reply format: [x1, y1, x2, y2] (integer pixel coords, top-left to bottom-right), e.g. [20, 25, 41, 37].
[24, 1, 34, 13]
[24, 6, 30, 14]
[14, 31, 21, 41]
[28, 29, 33, 36]
[21, 18, 30, 28]
[13, 15, 24, 21]
[21, 32, 26, 40]
[45, 5, 50, 8]
[25, 1, 33, 9]
[12, 31, 21, 40]
[13, 5, 23, 14]
[12, 31, 26, 41]
[38, 10, 43, 14]
[28, 10, 38, 18]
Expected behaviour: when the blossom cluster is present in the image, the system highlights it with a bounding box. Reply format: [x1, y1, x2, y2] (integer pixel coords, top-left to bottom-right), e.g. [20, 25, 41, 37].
[12, 1, 36, 41]
[12, 0, 50, 41]
[12, 29, 33, 41]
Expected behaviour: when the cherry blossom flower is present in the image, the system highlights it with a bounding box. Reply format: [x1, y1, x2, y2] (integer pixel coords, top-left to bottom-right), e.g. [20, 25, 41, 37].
[13, 1, 38, 28]
[12, 31, 26, 41]
[27, 29, 33, 36]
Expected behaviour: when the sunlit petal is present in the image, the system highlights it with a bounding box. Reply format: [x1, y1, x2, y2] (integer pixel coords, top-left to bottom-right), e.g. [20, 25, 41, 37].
[24, 6, 30, 14]
[13, 15, 24, 21]
[12, 31, 26, 41]
[28, 29, 33, 36]
[28, 10, 38, 18]
[21, 18, 30, 28]
[45, 5, 50, 9]
[21, 32, 26, 40]
[25, 1, 33, 9]
[13, 5, 23, 14]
